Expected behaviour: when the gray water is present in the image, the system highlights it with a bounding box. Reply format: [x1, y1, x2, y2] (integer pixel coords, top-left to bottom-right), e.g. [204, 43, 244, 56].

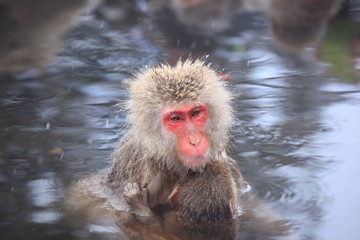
[0, 8, 360, 240]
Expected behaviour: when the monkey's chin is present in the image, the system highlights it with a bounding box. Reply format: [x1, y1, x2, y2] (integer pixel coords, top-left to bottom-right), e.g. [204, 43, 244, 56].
[180, 153, 209, 168]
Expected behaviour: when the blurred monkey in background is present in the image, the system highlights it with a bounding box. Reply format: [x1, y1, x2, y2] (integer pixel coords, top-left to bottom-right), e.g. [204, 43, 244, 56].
[0, 0, 98, 71]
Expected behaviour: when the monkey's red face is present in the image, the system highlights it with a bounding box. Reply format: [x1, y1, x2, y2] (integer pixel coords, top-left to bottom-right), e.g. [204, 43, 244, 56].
[162, 103, 209, 167]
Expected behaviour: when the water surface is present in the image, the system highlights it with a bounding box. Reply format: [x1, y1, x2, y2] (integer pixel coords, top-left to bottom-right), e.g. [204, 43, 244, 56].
[0, 8, 359, 240]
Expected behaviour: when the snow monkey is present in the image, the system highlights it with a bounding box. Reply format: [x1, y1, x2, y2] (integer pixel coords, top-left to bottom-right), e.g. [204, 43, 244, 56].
[267, 0, 343, 51]
[0, 0, 97, 71]
[68, 59, 249, 237]
[106, 59, 247, 210]
[150, 0, 341, 52]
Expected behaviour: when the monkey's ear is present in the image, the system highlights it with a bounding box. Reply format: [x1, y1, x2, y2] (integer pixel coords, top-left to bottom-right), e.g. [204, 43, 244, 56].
[168, 187, 180, 207]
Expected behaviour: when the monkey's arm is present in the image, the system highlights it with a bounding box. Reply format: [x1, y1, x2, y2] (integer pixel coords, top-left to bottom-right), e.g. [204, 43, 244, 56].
[122, 183, 180, 240]
[123, 183, 160, 223]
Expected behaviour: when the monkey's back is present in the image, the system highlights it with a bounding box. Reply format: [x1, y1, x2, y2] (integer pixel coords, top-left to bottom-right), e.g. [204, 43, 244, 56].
[176, 160, 237, 223]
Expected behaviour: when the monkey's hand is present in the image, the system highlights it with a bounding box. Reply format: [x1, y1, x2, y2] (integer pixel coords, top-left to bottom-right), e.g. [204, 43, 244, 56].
[124, 183, 152, 217]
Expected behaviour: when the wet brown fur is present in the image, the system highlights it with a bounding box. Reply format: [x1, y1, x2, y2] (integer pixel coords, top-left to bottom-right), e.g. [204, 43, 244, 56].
[175, 160, 238, 223]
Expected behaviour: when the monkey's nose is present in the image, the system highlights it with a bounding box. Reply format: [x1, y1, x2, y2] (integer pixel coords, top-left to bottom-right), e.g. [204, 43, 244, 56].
[189, 135, 201, 145]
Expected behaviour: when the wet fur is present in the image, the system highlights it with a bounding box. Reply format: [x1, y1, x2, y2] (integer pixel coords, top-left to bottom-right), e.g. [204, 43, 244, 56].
[176, 160, 238, 223]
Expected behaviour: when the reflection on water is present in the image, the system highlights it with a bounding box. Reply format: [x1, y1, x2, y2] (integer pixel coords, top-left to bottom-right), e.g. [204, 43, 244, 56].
[1, 2, 360, 240]
[319, 19, 360, 83]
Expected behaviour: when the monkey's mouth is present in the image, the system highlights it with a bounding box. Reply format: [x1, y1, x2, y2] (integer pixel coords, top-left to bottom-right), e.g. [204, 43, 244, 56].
[181, 151, 209, 167]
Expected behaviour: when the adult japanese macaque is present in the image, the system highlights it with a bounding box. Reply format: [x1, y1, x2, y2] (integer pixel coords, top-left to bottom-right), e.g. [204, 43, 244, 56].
[67, 59, 248, 235]
[0, 0, 98, 71]
[105, 58, 240, 209]
[267, 0, 343, 51]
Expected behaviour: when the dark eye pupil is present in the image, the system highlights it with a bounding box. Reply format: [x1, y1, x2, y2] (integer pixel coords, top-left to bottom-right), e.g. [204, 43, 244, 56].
[192, 111, 200, 117]
[170, 116, 181, 122]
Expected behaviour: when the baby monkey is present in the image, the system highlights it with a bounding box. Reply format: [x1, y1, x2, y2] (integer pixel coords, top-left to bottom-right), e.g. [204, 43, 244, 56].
[170, 160, 240, 223]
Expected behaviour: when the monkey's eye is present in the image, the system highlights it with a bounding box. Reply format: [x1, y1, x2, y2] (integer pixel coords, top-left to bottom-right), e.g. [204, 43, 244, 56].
[192, 110, 201, 117]
[170, 116, 182, 122]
